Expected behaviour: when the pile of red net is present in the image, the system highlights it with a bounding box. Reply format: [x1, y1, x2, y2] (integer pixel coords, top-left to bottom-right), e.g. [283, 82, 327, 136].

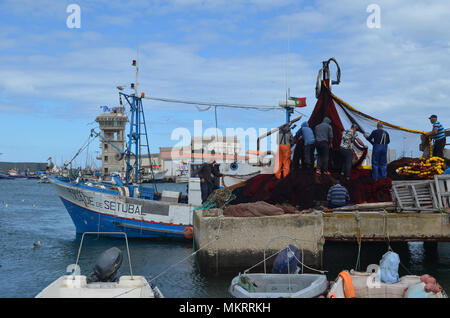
[230, 168, 393, 210]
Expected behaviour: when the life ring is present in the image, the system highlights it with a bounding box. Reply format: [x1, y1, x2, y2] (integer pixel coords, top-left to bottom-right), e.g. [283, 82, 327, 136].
[183, 226, 194, 240]
[339, 271, 355, 298]
[258, 150, 274, 166]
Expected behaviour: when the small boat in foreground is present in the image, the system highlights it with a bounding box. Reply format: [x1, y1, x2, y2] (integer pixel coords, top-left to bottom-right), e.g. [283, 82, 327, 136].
[229, 240, 328, 298]
[229, 273, 328, 298]
[36, 232, 163, 298]
[328, 268, 447, 298]
[327, 251, 447, 298]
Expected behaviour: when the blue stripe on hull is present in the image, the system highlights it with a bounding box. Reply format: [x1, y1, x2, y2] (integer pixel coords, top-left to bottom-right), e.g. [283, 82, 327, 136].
[60, 197, 189, 239]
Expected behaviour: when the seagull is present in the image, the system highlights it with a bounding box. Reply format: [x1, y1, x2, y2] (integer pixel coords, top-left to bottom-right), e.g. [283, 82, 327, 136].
[33, 241, 41, 248]
[116, 85, 126, 91]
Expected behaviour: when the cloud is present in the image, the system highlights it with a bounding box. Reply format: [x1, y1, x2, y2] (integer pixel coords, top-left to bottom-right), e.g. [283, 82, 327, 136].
[1, 0, 449, 161]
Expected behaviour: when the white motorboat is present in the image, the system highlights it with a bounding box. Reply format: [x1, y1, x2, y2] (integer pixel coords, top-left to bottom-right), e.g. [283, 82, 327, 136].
[35, 232, 163, 298]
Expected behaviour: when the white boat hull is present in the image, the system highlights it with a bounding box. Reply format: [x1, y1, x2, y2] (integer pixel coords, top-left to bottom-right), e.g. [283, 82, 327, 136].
[36, 275, 157, 298]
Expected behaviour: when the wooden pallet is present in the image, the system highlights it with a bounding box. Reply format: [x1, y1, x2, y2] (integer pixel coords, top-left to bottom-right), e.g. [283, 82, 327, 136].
[392, 181, 439, 212]
[434, 175, 450, 210]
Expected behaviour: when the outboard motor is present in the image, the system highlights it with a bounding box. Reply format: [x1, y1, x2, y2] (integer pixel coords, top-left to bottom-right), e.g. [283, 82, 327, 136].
[272, 244, 300, 274]
[87, 247, 123, 283]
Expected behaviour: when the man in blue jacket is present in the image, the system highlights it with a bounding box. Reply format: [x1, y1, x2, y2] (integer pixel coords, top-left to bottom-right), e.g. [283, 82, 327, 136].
[364, 122, 390, 180]
[294, 121, 316, 170]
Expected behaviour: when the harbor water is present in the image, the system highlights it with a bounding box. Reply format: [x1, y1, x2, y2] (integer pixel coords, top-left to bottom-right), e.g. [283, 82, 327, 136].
[0, 179, 449, 298]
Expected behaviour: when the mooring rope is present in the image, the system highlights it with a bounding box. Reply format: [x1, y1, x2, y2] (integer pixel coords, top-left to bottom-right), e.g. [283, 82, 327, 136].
[112, 215, 225, 298]
[242, 245, 327, 275]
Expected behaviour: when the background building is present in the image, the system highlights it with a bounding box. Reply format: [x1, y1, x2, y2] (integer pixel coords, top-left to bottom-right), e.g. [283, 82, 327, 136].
[95, 106, 128, 176]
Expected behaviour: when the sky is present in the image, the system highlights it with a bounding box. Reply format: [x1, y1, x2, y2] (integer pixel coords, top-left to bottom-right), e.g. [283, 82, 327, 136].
[1, 0, 449, 165]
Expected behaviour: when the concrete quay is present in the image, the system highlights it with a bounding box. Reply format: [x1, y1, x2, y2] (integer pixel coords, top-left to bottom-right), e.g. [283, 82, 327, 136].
[193, 209, 450, 275]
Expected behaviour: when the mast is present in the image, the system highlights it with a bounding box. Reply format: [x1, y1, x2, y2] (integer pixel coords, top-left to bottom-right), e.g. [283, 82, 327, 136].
[120, 55, 157, 192]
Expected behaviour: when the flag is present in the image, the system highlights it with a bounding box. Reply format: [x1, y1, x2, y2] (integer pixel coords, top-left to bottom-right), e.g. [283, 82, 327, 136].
[100, 106, 111, 112]
[289, 97, 307, 107]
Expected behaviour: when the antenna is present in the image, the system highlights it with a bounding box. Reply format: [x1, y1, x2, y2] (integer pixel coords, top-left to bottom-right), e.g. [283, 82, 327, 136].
[287, 24, 291, 99]
[135, 46, 139, 96]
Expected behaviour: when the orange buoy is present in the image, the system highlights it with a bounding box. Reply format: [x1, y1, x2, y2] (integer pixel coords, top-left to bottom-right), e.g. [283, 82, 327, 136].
[183, 226, 194, 240]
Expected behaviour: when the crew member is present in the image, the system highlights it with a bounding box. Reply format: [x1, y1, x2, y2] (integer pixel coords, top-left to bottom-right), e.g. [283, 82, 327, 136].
[326, 179, 350, 208]
[364, 123, 390, 180]
[275, 124, 294, 179]
[197, 159, 222, 203]
[443, 161, 450, 175]
[294, 121, 316, 170]
[425, 115, 446, 159]
[314, 117, 333, 175]
[340, 123, 367, 181]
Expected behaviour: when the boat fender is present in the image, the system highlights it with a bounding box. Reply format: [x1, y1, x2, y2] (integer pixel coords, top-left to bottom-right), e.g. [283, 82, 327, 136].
[339, 271, 355, 298]
[183, 226, 194, 240]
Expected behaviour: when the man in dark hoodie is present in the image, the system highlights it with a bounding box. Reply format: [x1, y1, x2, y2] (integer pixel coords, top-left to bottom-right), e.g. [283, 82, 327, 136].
[197, 159, 222, 203]
[314, 117, 333, 175]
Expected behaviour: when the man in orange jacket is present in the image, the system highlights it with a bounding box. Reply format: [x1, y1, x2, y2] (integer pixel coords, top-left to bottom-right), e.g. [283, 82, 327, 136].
[275, 124, 294, 179]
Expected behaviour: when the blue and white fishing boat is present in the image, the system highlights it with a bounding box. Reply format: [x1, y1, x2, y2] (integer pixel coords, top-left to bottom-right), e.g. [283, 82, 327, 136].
[50, 60, 196, 240]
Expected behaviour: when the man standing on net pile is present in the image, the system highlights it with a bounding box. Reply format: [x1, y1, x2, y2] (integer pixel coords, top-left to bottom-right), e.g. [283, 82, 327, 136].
[340, 123, 367, 181]
[364, 122, 390, 180]
[425, 115, 446, 159]
[314, 117, 333, 176]
[275, 124, 294, 179]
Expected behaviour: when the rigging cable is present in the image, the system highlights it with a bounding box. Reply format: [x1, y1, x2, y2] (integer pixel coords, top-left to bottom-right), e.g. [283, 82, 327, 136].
[142, 96, 283, 111]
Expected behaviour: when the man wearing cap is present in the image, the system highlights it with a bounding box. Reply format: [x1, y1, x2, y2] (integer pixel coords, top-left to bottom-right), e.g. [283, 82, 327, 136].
[426, 115, 446, 159]
[364, 122, 390, 180]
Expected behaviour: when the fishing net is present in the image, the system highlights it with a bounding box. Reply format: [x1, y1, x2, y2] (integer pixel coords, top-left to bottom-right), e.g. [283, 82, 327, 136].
[229, 169, 392, 209]
[229, 79, 426, 208]
[308, 81, 429, 172]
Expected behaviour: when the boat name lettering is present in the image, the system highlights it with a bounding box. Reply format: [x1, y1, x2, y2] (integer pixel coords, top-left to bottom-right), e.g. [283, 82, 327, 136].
[67, 189, 94, 205]
[103, 200, 144, 215]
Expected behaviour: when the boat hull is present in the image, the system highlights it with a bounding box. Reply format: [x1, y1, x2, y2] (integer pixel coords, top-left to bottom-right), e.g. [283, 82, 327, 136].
[229, 273, 328, 298]
[51, 177, 194, 239]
